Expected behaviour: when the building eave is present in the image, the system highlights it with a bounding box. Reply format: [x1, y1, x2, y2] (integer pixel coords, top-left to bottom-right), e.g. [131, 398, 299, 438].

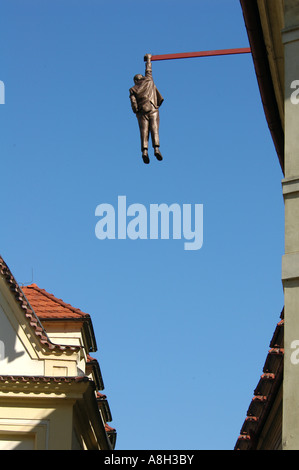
[235, 310, 284, 450]
[240, 0, 285, 173]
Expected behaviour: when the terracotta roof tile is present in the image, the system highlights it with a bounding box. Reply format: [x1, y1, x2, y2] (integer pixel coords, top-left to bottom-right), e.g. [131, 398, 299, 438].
[22, 284, 90, 320]
[105, 423, 116, 433]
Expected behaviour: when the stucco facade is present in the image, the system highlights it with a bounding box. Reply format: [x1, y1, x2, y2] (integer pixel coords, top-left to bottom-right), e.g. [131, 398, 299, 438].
[281, 0, 299, 450]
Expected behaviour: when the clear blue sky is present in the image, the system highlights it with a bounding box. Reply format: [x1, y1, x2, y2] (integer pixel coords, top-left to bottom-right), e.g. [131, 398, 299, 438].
[0, 0, 284, 450]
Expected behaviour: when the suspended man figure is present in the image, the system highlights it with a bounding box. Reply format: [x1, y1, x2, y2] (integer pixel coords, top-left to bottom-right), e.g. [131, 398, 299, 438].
[129, 53, 164, 164]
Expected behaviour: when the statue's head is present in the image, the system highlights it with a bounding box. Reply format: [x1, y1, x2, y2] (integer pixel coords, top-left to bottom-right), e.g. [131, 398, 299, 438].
[134, 74, 144, 84]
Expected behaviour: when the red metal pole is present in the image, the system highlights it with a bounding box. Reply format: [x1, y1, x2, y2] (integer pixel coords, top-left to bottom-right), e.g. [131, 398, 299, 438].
[151, 47, 251, 62]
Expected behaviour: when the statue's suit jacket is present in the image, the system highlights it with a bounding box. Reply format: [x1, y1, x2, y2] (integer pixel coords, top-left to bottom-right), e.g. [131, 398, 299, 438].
[129, 61, 164, 114]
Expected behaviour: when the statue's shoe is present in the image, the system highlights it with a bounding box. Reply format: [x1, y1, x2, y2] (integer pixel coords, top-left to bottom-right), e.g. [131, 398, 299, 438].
[154, 148, 163, 161]
[142, 152, 150, 164]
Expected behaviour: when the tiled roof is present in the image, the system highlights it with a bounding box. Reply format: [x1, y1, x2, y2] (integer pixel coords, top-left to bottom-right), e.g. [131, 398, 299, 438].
[22, 284, 91, 320]
[235, 310, 284, 450]
[21, 283, 98, 352]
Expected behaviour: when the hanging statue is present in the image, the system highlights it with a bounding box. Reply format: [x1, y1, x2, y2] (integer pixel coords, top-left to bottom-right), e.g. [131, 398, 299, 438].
[129, 54, 164, 164]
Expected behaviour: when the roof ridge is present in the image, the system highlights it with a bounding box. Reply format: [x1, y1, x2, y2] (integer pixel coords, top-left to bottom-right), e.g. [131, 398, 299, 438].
[25, 284, 90, 318]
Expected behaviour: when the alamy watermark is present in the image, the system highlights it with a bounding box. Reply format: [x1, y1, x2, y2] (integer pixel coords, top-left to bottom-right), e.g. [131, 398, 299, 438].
[291, 80, 299, 104]
[0, 81, 5, 104]
[0, 340, 4, 360]
[290, 340, 299, 365]
[95, 196, 203, 251]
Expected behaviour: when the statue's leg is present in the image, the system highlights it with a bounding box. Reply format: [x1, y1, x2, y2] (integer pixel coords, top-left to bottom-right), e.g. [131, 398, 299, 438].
[137, 113, 150, 164]
[149, 110, 163, 161]
[149, 110, 160, 148]
[137, 113, 149, 152]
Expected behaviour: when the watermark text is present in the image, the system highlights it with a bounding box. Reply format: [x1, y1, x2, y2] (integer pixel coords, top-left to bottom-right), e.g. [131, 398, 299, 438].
[0, 81, 5, 104]
[95, 196, 203, 251]
[0, 340, 4, 361]
[291, 80, 299, 104]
